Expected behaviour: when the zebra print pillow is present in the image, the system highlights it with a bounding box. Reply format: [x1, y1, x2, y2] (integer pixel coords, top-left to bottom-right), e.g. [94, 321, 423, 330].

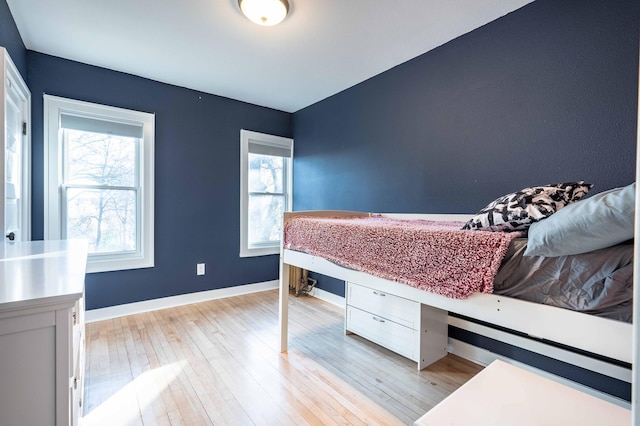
[462, 181, 593, 232]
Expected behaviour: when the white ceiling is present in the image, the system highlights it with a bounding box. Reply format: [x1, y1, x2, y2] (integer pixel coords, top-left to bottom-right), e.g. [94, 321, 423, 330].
[7, 0, 533, 113]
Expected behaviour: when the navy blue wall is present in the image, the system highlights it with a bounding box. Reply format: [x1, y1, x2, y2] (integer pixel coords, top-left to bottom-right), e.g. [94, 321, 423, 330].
[0, 0, 27, 79]
[292, 0, 639, 296]
[28, 52, 292, 309]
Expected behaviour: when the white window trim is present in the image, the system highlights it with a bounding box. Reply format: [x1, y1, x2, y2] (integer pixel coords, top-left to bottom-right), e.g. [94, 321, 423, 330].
[240, 129, 293, 257]
[43, 95, 154, 273]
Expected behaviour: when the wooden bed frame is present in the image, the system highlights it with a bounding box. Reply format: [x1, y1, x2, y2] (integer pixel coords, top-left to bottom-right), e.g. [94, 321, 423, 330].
[278, 210, 633, 378]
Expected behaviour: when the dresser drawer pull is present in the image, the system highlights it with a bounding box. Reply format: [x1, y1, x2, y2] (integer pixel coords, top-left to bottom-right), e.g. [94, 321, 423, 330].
[372, 316, 385, 323]
[372, 291, 386, 296]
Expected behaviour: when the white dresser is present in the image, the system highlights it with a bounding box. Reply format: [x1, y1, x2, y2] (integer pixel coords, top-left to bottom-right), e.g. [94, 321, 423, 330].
[0, 240, 88, 426]
[345, 281, 448, 369]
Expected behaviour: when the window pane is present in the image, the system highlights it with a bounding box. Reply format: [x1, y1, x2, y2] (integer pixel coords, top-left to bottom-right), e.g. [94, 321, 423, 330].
[5, 199, 18, 232]
[64, 129, 137, 187]
[248, 153, 283, 193]
[248, 194, 284, 245]
[66, 188, 137, 254]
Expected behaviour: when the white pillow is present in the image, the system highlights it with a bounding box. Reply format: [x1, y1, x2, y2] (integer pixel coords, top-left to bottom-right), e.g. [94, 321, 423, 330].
[525, 182, 635, 257]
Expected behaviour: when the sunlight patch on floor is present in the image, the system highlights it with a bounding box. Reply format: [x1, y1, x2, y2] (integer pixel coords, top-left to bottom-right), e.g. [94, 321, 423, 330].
[83, 360, 186, 426]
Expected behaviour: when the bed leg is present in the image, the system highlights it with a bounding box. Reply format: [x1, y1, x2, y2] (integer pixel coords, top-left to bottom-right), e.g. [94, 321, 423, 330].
[279, 258, 290, 353]
[416, 304, 448, 370]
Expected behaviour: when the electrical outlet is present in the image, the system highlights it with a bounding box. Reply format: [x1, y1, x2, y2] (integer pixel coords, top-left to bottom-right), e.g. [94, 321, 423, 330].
[197, 263, 205, 276]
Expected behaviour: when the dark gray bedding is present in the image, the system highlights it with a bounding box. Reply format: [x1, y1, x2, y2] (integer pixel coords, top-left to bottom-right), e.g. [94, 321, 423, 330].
[493, 239, 634, 323]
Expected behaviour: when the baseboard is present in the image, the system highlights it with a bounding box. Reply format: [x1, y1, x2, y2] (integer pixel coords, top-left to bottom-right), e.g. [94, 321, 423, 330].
[447, 338, 630, 409]
[85, 280, 279, 323]
[308, 287, 346, 308]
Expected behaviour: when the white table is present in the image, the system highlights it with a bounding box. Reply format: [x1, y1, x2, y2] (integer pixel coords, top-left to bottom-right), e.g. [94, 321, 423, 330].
[415, 360, 631, 426]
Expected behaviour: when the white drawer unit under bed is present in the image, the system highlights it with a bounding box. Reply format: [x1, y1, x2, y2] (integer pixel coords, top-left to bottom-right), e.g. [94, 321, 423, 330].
[345, 281, 448, 369]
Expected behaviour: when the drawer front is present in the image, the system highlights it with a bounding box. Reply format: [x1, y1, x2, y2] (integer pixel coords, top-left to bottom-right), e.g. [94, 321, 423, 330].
[347, 282, 417, 328]
[72, 338, 85, 426]
[72, 298, 85, 373]
[72, 303, 80, 363]
[346, 306, 415, 360]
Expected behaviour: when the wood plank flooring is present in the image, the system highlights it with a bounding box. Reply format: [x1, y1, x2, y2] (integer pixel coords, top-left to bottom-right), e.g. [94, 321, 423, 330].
[83, 290, 482, 425]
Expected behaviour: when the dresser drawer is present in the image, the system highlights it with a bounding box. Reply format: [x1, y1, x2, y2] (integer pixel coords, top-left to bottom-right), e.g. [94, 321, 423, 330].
[347, 282, 418, 329]
[71, 343, 84, 426]
[71, 297, 84, 372]
[346, 306, 416, 360]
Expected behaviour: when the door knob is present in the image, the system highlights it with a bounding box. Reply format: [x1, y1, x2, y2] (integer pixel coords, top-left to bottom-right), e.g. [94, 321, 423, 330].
[5, 232, 15, 241]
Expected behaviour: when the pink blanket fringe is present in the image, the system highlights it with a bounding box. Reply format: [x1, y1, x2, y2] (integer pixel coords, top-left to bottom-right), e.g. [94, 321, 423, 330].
[283, 216, 521, 299]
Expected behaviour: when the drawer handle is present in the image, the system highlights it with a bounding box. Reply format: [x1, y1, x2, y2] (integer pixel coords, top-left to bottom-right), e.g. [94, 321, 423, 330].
[372, 291, 386, 297]
[372, 316, 385, 323]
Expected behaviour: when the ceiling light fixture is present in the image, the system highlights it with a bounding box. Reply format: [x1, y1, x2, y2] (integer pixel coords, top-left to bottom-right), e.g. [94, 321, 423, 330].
[238, 0, 289, 26]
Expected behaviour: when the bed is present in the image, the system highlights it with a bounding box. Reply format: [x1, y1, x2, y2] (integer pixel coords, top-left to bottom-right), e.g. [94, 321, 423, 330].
[280, 181, 635, 383]
[278, 207, 634, 385]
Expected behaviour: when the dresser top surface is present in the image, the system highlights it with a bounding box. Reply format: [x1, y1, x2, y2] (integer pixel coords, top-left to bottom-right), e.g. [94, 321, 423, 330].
[0, 240, 88, 310]
[414, 359, 630, 426]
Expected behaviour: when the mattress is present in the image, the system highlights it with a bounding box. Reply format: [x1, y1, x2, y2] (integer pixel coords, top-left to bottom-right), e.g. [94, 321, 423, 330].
[494, 239, 634, 322]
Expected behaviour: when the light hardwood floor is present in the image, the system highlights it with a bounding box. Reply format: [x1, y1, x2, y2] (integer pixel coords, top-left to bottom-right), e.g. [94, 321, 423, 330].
[83, 289, 482, 425]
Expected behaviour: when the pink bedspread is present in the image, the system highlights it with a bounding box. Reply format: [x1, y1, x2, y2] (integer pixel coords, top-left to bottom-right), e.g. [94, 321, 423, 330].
[283, 216, 521, 299]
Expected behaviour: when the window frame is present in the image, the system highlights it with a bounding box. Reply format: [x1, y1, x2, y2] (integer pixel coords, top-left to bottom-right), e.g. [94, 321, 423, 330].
[43, 95, 154, 273]
[239, 129, 293, 257]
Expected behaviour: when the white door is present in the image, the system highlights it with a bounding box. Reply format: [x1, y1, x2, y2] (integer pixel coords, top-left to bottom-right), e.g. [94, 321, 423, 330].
[1, 48, 30, 242]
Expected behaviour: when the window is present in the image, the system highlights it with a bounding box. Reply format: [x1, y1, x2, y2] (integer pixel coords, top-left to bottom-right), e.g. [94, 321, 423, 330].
[44, 95, 154, 273]
[240, 129, 293, 257]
